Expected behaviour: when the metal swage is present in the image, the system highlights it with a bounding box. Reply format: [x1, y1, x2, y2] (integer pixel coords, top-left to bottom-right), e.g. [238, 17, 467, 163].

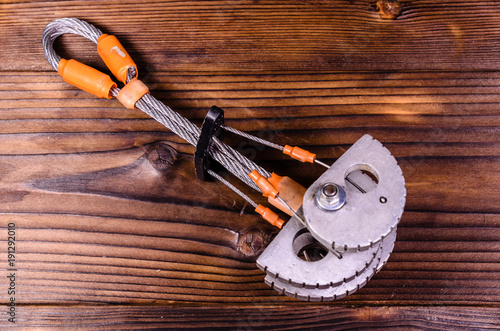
[42, 18, 270, 196]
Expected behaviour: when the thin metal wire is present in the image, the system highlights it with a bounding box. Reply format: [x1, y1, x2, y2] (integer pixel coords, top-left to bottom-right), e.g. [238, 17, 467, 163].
[207, 170, 258, 209]
[315, 159, 331, 169]
[222, 125, 332, 169]
[276, 195, 306, 226]
[222, 125, 284, 151]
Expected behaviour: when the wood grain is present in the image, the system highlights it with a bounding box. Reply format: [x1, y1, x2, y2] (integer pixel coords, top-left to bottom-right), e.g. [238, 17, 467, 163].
[4, 306, 500, 330]
[1, 0, 500, 328]
[3, 0, 500, 72]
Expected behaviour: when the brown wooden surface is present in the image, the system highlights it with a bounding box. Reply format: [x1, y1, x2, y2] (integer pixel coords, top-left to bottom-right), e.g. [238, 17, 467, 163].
[1, 0, 500, 329]
[9, 306, 500, 330]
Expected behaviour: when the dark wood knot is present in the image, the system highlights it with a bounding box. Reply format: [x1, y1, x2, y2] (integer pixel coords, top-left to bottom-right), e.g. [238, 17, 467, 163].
[147, 142, 178, 172]
[376, 0, 402, 19]
[237, 229, 274, 258]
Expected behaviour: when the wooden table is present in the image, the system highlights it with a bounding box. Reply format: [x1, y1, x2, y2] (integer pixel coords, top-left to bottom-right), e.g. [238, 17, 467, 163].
[1, 0, 500, 329]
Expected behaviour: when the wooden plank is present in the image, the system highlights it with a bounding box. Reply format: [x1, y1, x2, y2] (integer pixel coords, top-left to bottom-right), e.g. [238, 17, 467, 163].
[1, 71, 499, 156]
[2, 306, 500, 329]
[1, 200, 500, 305]
[3, 1, 500, 72]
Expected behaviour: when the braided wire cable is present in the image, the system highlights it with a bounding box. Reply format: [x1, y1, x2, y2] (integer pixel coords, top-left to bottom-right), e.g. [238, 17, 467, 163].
[42, 17, 271, 194]
[137, 93, 264, 191]
[42, 18, 103, 71]
[222, 125, 284, 151]
[136, 91, 271, 183]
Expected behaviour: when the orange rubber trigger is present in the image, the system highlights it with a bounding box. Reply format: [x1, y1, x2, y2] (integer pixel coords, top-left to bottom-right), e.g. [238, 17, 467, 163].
[267, 173, 307, 216]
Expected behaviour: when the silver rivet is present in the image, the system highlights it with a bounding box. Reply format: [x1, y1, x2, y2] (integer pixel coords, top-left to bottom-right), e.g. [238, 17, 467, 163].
[315, 183, 346, 211]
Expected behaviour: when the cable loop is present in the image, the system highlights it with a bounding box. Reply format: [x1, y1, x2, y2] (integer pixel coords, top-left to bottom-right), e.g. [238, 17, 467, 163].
[42, 18, 139, 97]
[42, 18, 103, 71]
